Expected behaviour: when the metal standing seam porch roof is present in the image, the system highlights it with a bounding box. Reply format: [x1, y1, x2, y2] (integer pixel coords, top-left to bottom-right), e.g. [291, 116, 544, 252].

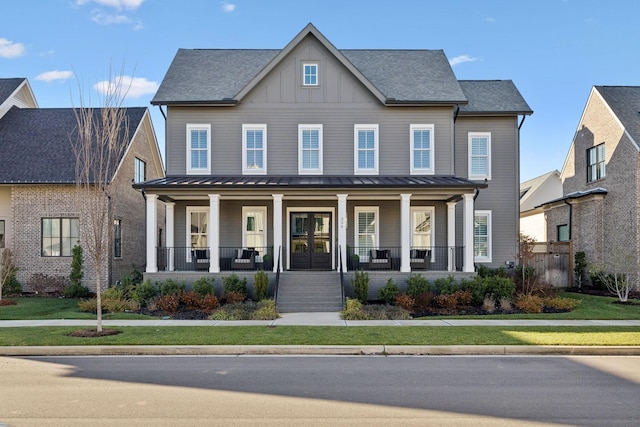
[134, 175, 487, 191]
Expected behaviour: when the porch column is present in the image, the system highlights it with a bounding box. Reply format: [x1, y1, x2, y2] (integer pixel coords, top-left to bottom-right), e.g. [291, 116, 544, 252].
[462, 193, 475, 273]
[447, 201, 456, 272]
[272, 194, 283, 272]
[208, 194, 220, 273]
[166, 202, 175, 272]
[145, 194, 158, 273]
[337, 194, 348, 271]
[400, 193, 411, 272]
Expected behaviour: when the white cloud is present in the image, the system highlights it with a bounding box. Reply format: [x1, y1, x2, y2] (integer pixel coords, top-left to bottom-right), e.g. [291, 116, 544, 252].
[485, 17, 496, 23]
[0, 38, 26, 58]
[222, 2, 236, 12]
[91, 11, 132, 25]
[93, 76, 158, 99]
[449, 55, 479, 67]
[35, 70, 74, 82]
[77, 0, 144, 10]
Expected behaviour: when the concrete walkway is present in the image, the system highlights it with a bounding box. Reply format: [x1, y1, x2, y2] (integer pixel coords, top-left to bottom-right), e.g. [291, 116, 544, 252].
[2, 313, 640, 356]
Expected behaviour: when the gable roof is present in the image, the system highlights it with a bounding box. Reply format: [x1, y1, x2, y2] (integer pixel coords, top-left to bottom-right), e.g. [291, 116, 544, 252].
[152, 23, 467, 106]
[0, 106, 147, 184]
[0, 78, 27, 104]
[520, 170, 561, 212]
[595, 86, 640, 146]
[458, 80, 532, 115]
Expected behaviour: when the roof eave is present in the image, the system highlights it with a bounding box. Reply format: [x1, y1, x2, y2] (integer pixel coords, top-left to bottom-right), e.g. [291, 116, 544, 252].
[150, 99, 239, 107]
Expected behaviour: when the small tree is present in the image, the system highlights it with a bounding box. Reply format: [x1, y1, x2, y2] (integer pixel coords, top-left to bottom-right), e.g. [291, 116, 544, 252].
[352, 270, 369, 303]
[574, 251, 587, 289]
[0, 248, 18, 302]
[70, 243, 84, 287]
[517, 233, 540, 294]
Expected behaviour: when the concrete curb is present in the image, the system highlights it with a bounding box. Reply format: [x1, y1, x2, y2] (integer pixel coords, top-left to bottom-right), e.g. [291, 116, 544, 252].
[1, 345, 639, 356]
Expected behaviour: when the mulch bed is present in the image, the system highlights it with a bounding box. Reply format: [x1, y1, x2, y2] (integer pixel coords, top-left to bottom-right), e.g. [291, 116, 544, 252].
[68, 328, 122, 338]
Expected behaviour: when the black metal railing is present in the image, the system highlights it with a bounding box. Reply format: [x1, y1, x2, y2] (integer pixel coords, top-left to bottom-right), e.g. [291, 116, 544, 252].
[338, 245, 345, 305]
[345, 246, 464, 271]
[156, 246, 274, 272]
[274, 245, 281, 304]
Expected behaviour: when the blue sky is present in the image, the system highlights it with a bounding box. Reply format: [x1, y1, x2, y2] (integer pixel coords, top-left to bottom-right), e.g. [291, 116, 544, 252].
[1, 0, 638, 181]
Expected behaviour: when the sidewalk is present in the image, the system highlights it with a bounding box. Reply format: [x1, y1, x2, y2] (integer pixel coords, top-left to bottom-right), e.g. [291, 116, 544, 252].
[2, 313, 640, 356]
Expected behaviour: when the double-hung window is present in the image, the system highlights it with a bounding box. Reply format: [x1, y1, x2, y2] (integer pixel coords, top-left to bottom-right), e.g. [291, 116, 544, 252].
[587, 143, 605, 182]
[42, 218, 78, 257]
[186, 124, 211, 174]
[303, 63, 318, 86]
[474, 211, 492, 262]
[468, 132, 491, 180]
[298, 124, 323, 174]
[134, 157, 146, 183]
[354, 124, 379, 175]
[242, 124, 267, 174]
[354, 207, 378, 262]
[410, 124, 435, 174]
[242, 207, 266, 251]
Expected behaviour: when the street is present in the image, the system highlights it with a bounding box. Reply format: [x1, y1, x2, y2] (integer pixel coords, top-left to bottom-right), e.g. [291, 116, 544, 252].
[1, 355, 639, 426]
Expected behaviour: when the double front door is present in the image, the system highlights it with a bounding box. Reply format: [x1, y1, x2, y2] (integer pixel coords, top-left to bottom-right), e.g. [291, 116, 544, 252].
[290, 212, 332, 270]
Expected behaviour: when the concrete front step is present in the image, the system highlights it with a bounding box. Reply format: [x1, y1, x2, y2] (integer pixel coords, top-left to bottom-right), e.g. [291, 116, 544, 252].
[276, 271, 343, 312]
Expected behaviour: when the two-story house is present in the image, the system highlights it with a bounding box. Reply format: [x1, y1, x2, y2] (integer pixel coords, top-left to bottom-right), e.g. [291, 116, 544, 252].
[520, 170, 562, 242]
[543, 86, 640, 288]
[137, 24, 531, 303]
[0, 78, 165, 292]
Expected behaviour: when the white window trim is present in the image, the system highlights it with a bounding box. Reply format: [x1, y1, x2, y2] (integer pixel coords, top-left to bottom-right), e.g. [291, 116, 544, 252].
[186, 124, 211, 175]
[354, 124, 379, 175]
[186, 206, 210, 261]
[410, 206, 435, 261]
[134, 157, 146, 183]
[242, 124, 267, 175]
[354, 206, 379, 262]
[298, 124, 323, 175]
[468, 132, 491, 180]
[474, 210, 492, 263]
[410, 124, 435, 175]
[242, 206, 267, 252]
[302, 62, 318, 86]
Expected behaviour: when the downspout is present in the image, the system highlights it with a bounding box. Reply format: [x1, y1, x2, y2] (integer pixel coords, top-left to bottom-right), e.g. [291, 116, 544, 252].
[518, 114, 527, 130]
[564, 199, 572, 240]
[157, 105, 166, 120]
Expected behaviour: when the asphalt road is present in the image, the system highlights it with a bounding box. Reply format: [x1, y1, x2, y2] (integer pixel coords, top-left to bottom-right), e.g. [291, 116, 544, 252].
[1, 355, 639, 426]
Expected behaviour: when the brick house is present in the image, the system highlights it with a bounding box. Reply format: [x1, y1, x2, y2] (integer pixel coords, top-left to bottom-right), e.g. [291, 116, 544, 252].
[136, 24, 531, 309]
[542, 86, 640, 288]
[0, 78, 165, 292]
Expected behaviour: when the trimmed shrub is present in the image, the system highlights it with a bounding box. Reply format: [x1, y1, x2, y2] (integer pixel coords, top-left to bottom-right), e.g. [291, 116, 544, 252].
[352, 270, 369, 303]
[180, 291, 203, 311]
[224, 291, 246, 305]
[514, 294, 544, 313]
[63, 283, 91, 299]
[130, 280, 158, 306]
[253, 270, 269, 301]
[160, 279, 186, 296]
[199, 294, 219, 312]
[252, 299, 279, 320]
[406, 274, 431, 296]
[78, 298, 98, 313]
[69, 244, 83, 287]
[486, 276, 516, 301]
[378, 278, 399, 304]
[341, 298, 368, 320]
[156, 293, 180, 314]
[192, 277, 215, 297]
[2, 275, 22, 297]
[222, 273, 248, 297]
[413, 292, 435, 311]
[394, 293, 414, 311]
[433, 276, 459, 295]
[120, 265, 144, 287]
[209, 301, 257, 320]
[544, 296, 580, 311]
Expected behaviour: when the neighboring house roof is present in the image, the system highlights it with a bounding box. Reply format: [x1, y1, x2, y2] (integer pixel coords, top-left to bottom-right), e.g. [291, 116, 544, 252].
[595, 86, 640, 146]
[152, 23, 468, 106]
[135, 175, 487, 191]
[0, 78, 26, 104]
[520, 170, 562, 212]
[459, 80, 533, 115]
[0, 106, 147, 184]
[538, 187, 608, 208]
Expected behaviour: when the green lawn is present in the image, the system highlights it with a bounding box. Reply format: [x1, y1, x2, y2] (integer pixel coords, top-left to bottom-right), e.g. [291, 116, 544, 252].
[1, 326, 640, 346]
[0, 297, 154, 320]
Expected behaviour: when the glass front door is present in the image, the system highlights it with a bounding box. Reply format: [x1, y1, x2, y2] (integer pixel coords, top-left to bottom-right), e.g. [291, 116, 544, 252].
[290, 212, 332, 270]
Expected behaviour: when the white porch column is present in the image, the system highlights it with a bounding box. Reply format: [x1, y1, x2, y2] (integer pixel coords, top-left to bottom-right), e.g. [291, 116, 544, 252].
[166, 202, 175, 272]
[337, 194, 348, 271]
[208, 194, 220, 273]
[400, 193, 412, 272]
[272, 194, 283, 272]
[145, 194, 158, 273]
[447, 201, 456, 272]
[462, 193, 475, 273]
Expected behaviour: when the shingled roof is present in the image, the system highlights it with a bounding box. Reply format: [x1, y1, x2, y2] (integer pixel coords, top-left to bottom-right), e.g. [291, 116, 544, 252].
[458, 80, 532, 115]
[595, 86, 640, 145]
[0, 78, 26, 104]
[0, 106, 146, 184]
[151, 24, 468, 106]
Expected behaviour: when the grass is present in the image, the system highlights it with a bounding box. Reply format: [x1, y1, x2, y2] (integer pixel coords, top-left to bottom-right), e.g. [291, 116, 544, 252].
[1, 326, 639, 346]
[0, 297, 154, 320]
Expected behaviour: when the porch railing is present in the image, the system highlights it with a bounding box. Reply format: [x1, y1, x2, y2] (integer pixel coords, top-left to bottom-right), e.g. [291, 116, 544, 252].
[346, 246, 464, 272]
[156, 246, 274, 272]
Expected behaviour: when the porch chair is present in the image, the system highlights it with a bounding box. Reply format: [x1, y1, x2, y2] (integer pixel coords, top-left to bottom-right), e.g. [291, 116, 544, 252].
[192, 249, 210, 271]
[232, 248, 257, 270]
[410, 249, 431, 270]
[368, 249, 390, 270]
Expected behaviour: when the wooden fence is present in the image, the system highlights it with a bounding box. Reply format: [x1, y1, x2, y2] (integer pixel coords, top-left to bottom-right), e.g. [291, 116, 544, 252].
[524, 241, 573, 287]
